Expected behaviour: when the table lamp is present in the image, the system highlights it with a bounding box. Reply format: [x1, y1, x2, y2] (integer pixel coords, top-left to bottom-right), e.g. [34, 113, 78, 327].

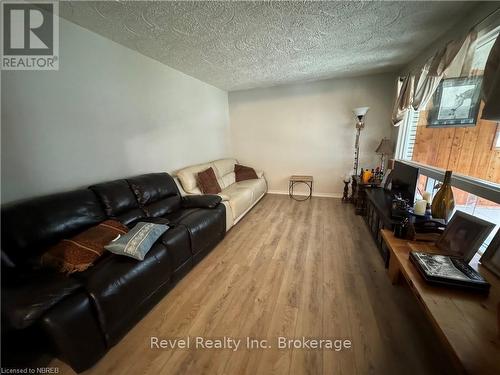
[375, 138, 393, 175]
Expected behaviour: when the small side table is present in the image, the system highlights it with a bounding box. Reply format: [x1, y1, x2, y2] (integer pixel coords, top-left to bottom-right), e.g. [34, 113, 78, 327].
[289, 175, 313, 201]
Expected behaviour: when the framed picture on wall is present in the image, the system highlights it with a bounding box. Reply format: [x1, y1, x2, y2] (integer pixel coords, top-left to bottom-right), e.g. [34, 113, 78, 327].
[427, 77, 483, 127]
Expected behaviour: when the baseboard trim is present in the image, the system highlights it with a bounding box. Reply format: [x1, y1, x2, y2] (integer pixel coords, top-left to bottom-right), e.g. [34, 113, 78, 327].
[267, 190, 342, 199]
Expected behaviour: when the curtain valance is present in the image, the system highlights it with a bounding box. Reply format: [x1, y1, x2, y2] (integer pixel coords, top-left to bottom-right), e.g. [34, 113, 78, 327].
[391, 26, 497, 126]
[481, 35, 500, 120]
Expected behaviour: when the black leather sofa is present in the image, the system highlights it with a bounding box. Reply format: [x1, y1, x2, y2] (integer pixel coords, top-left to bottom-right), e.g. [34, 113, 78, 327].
[1, 172, 226, 372]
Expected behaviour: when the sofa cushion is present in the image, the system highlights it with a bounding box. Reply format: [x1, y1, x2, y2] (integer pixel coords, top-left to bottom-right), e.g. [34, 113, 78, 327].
[167, 206, 226, 258]
[2, 269, 82, 330]
[127, 173, 181, 217]
[197, 168, 221, 194]
[75, 242, 173, 344]
[212, 158, 237, 177]
[220, 184, 254, 220]
[158, 225, 192, 273]
[233, 179, 267, 203]
[42, 220, 129, 274]
[212, 158, 238, 188]
[89, 180, 145, 225]
[176, 162, 213, 194]
[220, 172, 236, 189]
[235, 164, 259, 182]
[1, 189, 106, 266]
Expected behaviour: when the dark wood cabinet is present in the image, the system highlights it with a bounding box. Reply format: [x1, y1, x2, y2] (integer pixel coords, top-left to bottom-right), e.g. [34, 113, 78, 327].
[351, 176, 380, 216]
[362, 189, 399, 267]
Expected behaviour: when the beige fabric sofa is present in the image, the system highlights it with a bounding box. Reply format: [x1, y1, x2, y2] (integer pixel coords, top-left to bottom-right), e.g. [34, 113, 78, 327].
[175, 159, 267, 231]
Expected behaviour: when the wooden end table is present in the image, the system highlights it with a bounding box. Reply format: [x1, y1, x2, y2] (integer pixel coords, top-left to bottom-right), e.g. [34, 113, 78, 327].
[288, 175, 313, 201]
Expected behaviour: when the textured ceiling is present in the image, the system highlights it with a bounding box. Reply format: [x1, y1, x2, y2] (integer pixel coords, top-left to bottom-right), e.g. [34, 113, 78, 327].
[60, 1, 478, 91]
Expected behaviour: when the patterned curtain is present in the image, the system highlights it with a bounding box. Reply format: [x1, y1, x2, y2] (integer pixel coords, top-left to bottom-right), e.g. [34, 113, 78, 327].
[481, 35, 500, 120]
[412, 32, 477, 111]
[391, 74, 414, 126]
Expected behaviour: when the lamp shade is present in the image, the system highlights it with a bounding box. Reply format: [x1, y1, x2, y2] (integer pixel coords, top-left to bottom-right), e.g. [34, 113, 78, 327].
[352, 107, 370, 118]
[375, 138, 393, 155]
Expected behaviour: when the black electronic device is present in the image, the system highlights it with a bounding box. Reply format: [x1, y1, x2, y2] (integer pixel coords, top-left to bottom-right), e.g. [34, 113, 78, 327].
[391, 161, 419, 203]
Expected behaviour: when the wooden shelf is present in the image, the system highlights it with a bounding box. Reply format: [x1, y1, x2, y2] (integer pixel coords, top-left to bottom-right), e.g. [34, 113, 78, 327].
[382, 229, 500, 374]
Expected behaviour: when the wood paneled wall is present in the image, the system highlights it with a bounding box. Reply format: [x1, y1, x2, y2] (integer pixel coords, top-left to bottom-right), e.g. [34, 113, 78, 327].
[412, 103, 499, 205]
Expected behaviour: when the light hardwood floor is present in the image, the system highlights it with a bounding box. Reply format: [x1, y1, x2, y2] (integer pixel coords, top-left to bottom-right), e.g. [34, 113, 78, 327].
[54, 194, 454, 375]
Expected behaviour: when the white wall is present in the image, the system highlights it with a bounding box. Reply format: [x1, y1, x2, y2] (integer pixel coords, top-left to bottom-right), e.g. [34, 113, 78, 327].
[229, 73, 396, 196]
[1, 18, 230, 203]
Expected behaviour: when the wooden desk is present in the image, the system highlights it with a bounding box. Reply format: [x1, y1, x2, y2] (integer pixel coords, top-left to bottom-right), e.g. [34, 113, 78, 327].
[381, 229, 500, 374]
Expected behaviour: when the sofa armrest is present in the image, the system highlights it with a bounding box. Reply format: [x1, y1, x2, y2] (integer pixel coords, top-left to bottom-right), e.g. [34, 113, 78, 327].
[181, 195, 222, 209]
[174, 177, 188, 197]
[217, 193, 230, 202]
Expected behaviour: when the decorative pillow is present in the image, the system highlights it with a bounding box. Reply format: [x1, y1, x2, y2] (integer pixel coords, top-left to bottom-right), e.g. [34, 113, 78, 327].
[234, 164, 258, 182]
[197, 167, 221, 194]
[105, 222, 168, 261]
[42, 220, 129, 274]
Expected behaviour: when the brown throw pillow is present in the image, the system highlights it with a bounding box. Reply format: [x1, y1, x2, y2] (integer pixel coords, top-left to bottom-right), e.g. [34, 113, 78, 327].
[42, 220, 129, 274]
[235, 164, 258, 182]
[197, 167, 221, 194]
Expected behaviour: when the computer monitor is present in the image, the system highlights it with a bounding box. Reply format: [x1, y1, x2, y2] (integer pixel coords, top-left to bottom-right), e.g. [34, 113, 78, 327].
[391, 161, 419, 203]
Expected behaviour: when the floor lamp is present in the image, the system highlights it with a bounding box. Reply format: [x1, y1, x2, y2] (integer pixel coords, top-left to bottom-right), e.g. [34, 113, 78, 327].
[352, 106, 370, 176]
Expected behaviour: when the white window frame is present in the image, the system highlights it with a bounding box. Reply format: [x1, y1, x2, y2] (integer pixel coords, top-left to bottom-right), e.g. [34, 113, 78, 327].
[394, 109, 418, 161]
[493, 124, 500, 150]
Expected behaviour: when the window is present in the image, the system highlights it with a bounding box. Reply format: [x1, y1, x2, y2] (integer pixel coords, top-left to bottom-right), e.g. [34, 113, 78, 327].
[397, 27, 500, 186]
[415, 174, 499, 254]
[493, 125, 500, 150]
[395, 24, 500, 257]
